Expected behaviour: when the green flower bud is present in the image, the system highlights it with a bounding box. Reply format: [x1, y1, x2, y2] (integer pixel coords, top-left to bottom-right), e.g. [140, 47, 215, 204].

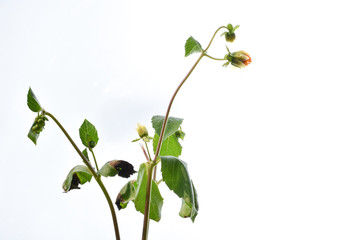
[136, 123, 148, 138]
[221, 24, 240, 43]
[37, 119, 45, 127]
[225, 32, 236, 42]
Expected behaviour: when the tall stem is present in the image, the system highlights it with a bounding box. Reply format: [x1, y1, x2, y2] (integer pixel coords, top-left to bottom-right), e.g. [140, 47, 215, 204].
[44, 111, 121, 240]
[141, 26, 226, 240]
[141, 162, 155, 239]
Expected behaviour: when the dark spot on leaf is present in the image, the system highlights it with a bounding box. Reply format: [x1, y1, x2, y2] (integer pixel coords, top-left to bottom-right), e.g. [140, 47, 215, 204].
[115, 192, 123, 210]
[69, 173, 81, 190]
[110, 160, 136, 178]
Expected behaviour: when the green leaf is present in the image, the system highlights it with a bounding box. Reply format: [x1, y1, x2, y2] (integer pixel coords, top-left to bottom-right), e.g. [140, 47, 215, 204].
[27, 87, 42, 112]
[227, 23, 234, 31]
[82, 149, 89, 161]
[115, 180, 137, 210]
[151, 115, 183, 141]
[62, 165, 93, 192]
[98, 160, 136, 178]
[185, 36, 202, 57]
[233, 25, 240, 32]
[134, 163, 163, 222]
[27, 125, 39, 145]
[98, 161, 118, 177]
[153, 133, 182, 157]
[79, 119, 99, 148]
[27, 114, 49, 145]
[160, 156, 199, 222]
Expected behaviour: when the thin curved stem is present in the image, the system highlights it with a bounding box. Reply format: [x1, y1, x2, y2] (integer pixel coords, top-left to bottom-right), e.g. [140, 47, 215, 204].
[203, 26, 227, 52]
[153, 52, 204, 160]
[144, 141, 152, 162]
[44, 111, 120, 240]
[204, 53, 226, 61]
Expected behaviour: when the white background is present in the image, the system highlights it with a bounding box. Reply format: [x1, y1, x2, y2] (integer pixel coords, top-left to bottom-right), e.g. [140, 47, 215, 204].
[1, 0, 360, 239]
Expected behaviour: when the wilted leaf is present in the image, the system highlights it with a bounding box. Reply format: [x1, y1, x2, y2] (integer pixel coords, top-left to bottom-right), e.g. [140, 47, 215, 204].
[98, 160, 136, 178]
[115, 180, 137, 210]
[62, 165, 93, 192]
[160, 156, 199, 222]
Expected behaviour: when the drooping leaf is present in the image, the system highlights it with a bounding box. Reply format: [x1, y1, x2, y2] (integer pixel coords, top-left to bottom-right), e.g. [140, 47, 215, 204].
[151, 115, 183, 141]
[98, 160, 136, 178]
[160, 156, 199, 222]
[27, 114, 49, 145]
[179, 198, 192, 218]
[115, 180, 137, 210]
[62, 165, 93, 192]
[153, 133, 182, 157]
[27, 87, 42, 112]
[27, 126, 39, 145]
[178, 180, 198, 221]
[185, 36, 202, 57]
[134, 163, 163, 222]
[79, 119, 99, 148]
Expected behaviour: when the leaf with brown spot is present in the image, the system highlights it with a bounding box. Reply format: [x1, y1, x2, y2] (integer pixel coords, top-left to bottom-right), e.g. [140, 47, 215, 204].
[62, 165, 93, 193]
[99, 160, 136, 178]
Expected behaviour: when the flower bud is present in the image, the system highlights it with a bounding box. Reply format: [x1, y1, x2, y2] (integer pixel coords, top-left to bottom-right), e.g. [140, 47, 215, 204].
[221, 24, 240, 43]
[225, 32, 236, 42]
[224, 50, 252, 69]
[136, 123, 148, 138]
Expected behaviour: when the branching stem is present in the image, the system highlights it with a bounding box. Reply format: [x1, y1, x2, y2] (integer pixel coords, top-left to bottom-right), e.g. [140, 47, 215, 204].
[44, 111, 121, 240]
[141, 26, 226, 240]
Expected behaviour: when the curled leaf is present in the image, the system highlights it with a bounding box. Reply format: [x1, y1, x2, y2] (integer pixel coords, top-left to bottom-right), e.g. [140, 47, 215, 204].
[27, 114, 49, 145]
[62, 165, 93, 193]
[115, 180, 137, 210]
[99, 160, 136, 178]
[160, 156, 199, 222]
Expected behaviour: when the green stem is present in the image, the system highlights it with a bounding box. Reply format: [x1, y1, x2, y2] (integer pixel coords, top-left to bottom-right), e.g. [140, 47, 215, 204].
[203, 26, 227, 52]
[144, 141, 152, 161]
[204, 53, 226, 61]
[144, 141, 157, 181]
[44, 111, 120, 240]
[141, 26, 226, 240]
[153, 52, 204, 160]
[141, 162, 155, 239]
[141, 53, 204, 240]
[89, 148, 100, 172]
